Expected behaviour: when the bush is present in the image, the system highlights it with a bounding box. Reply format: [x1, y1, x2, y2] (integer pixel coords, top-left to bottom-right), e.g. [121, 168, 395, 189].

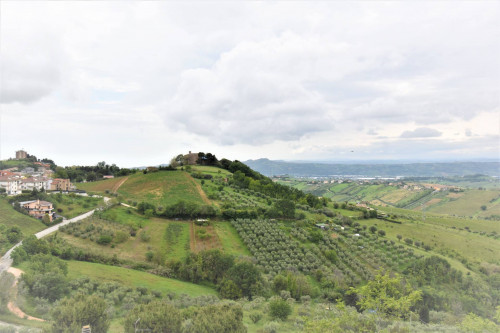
[139, 230, 151, 242]
[114, 231, 129, 244]
[97, 235, 112, 245]
[250, 311, 263, 324]
[269, 298, 292, 320]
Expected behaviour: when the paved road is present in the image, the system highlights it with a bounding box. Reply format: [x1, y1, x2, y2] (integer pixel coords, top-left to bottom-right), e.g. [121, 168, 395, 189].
[0, 196, 110, 274]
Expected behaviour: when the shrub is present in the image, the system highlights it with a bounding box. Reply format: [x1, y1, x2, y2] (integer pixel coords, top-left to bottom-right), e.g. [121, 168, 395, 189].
[97, 235, 112, 245]
[269, 298, 292, 320]
[249, 312, 263, 324]
[139, 230, 151, 242]
[114, 231, 129, 244]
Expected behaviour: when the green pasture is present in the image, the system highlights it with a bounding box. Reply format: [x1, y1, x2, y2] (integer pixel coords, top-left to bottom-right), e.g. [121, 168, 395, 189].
[66, 261, 216, 297]
[117, 171, 207, 207]
[427, 189, 500, 217]
[214, 222, 251, 256]
[50, 194, 103, 219]
[357, 218, 500, 266]
[76, 176, 128, 193]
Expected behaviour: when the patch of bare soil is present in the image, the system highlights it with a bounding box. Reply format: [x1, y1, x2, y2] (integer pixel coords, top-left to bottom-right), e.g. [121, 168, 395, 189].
[6, 268, 45, 322]
[112, 176, 129, 193]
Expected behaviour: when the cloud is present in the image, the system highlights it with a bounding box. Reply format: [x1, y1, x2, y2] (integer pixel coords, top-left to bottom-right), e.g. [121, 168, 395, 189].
[400, 127, 442, 138]
[165, 33, 337, 145]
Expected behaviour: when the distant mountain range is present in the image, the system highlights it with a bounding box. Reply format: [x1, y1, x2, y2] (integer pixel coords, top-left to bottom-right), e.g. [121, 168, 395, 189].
[244, 158, 500, 177]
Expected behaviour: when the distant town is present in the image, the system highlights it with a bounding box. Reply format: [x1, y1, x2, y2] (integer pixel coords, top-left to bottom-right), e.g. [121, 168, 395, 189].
[0, 149, 74, 196]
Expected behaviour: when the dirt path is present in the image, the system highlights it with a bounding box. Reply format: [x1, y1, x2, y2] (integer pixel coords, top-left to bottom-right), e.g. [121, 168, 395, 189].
[111, 176, 129, 193]
[189, 222, 196, 252]
[7, 267, 45, 322]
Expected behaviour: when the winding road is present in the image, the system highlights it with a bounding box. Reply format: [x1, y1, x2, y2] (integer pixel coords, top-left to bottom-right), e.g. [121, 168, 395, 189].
[0, 196, 110, 329]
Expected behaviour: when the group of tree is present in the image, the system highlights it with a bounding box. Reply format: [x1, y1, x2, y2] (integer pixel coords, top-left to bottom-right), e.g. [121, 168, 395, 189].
[53, 161, 136, 182]
[137, 200, 218, 219]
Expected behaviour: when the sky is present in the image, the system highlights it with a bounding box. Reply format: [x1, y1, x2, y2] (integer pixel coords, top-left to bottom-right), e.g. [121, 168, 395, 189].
[0, 1, 499, 167]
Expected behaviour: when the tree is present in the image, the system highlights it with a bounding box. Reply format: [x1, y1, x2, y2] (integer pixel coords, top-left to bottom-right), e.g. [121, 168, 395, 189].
[397, 234, 402, 241]
[269, 298, 292, 320]
[124, 301, 182, 332]
[350, 271, 421, 320]
[481, 205, 487, 211]
[225, 262, 262, 299]
[50, 294, 109, 333]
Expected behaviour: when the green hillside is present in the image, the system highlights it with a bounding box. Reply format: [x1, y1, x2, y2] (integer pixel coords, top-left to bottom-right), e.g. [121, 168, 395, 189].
[0, 198, 45, 255]
[66, 261, 216, 297]
[118, 170, 209, 206]
[6, 160, 500, 333]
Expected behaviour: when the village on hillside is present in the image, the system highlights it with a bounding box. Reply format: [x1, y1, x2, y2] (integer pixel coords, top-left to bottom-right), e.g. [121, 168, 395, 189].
[0, 150, 74, 196]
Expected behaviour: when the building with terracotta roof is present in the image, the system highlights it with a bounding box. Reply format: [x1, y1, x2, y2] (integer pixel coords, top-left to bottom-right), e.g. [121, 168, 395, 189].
[50, 178, 72, 191]
[19, 199, 54, 221]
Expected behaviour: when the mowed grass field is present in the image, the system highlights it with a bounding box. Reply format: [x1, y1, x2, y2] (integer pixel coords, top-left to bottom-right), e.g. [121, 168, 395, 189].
[117, 171, 209, 207]
[66, 261, 216, 296]
[76, 176, 129, 193]
[427, 189, 500, 216]
[214, 222, 251, 256]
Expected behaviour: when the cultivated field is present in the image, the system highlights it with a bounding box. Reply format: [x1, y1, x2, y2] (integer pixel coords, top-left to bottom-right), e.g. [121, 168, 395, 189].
[117, 171, 208, 207]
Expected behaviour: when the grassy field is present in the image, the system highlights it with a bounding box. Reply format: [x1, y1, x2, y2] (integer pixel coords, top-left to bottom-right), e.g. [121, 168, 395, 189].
[66, 261, 217, 296]
[117, 171, 208, 207]
[49, 193, 103, 219]
[427, 189, 500, 216]
[58, 214, 192, 263]
[100, 205, 151, 229]
[76, 176, 129, 194]
[0, 198, 46, 255]
[355, 217, 500, 266]
[214, 222, 251, 256]
[0, 198, 45, 234]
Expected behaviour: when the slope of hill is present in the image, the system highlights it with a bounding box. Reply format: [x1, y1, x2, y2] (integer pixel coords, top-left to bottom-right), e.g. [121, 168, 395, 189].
[0, 198, 46, 255]
[7, 160, 500, 332]
[246, 158, 500, 177]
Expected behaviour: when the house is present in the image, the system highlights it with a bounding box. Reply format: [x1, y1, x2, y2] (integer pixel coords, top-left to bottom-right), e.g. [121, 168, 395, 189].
[21, 167, 35, 175]
[0, 176, 21, 195]
[103, 175, 114, 179]
[315, 223, 329, 230]
[19, 199, 54, 221]
[50, 178, 72, 191]
[20, 177, 51, 192]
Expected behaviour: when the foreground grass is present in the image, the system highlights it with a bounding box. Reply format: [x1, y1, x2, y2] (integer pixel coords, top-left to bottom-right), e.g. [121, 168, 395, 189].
[66, 261, 217, 297]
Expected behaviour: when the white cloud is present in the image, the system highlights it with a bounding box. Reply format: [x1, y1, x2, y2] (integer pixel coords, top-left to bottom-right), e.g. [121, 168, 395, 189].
[0, 1, 498, 165]
[400, 128, 442, 139]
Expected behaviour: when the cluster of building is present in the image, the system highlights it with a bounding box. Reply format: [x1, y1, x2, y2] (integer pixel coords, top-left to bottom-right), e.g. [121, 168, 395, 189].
[0, 150, 73, 195]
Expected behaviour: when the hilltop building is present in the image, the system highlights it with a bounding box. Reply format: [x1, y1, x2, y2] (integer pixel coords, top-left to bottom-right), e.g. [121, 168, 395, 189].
[16, 149, 28, 159]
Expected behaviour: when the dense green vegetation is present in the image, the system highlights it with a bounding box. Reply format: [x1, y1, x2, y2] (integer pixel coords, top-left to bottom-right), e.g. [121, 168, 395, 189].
[2, 156, 498, 332]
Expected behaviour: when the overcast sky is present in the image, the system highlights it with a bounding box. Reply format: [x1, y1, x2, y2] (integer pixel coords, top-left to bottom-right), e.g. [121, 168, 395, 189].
[0, 1, 499, 167]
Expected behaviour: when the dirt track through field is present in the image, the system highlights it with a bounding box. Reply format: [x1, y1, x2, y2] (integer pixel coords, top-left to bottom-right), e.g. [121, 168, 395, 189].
[190, 222, 196, 251]
[192, 179, 211, 205]
[112, 176, 129, 193]
[7, 267, 45, 322]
